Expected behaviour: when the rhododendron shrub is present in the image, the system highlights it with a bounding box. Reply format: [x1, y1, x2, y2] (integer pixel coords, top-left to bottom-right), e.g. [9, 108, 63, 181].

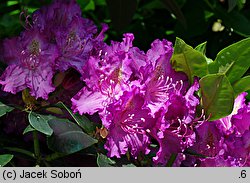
[0, 0, 249, 167]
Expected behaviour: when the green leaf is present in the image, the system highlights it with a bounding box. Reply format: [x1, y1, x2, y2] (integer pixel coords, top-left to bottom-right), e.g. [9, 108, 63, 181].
[0, 154, 14, 167]
[232, 76, 250, 96]
[228, 0, 237, 12]
[97, 153, 116, 167]
[23, 125, 35, 135]
[48, 119, 98, 154]
[106, 0, 138, 31]
[210, 38, 250, 83]
[195, 42, 213, 64]
[0, 101, 14, 117]
[56, 102, 95, 134]
[200, 73, 235, 121]
[28, 112, 53, 136]
[161, 0, 186, 28]
[195, 41, 207, 55]
[171, 37, 208, 82]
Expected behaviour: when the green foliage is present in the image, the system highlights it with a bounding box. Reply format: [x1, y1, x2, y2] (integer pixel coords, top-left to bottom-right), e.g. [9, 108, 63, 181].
[97, 153, 116, 167]
[171, 37, 208, 82]
[199, 73, 235, 121]
[47, 119, 98, 154]
[0, 101, 14, 117]
[209, 37, 250, 83]
[56, 102, 95, 134]
[0, 154, 14, 167]
[28, 112, 54, 136]
[232, 76, 250, 97]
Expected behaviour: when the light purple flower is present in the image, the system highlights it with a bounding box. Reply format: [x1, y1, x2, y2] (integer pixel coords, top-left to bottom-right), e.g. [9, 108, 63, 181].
[0, 29, 58, 99]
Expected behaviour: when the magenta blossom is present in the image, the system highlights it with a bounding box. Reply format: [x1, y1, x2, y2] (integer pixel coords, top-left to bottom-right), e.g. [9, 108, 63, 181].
[150, 80, 199, 165]
[104, 86, 156, 158]
[72, 33, 146, 121]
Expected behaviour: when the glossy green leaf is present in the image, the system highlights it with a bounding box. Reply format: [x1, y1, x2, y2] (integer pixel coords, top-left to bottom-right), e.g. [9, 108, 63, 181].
[106, 0, 137, 31]
[171, 37, 208, 82]
[48, 119, 98, 154]
[200, 73, 235, 121]
[0, 101, 14, 117]
[195, 41, 213, 64]
[232, 76, 250, 96]
[210, 38, 250, 83]
[23, 125, 35, 135]
[0, 154, 13, 167]
[195, 41, 207, 55]
[28, 112, 53, 136]
[56, 102, 95, 134]
[97, 153, 116, 167]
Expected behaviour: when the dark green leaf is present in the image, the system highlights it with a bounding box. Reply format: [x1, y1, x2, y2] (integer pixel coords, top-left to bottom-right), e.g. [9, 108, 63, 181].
[23, 125, 35, 135]
[97, 153, 116, 167]
[232, 76, 250, 96]
[228, 0, 237, 12]
[56, 102, 95, 134]
[0, 101, 14, 117]
[166, 153, 177, 167]
[210, 38, 250, 83]
[106, 0, 137, 31]
[28, 112, 53, 136]
[161, 0, 186, 28]
[200, 73, 235, 121]
[48, 119, 98, 154]
[0, 154, 13, 167]
[184, 148, 207, 158]
[171, 37, 208, 82]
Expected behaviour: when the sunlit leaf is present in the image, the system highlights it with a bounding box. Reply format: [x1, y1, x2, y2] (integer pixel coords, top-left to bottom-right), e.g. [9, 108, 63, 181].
[200, 73, 234, 121]
[209, 37, 250, 83]
[232, 76, 250, 97]
[171, 37, 208, 82]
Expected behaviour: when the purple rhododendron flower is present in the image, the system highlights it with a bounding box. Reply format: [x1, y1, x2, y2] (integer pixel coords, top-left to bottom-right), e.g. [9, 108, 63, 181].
[187, 92, 250, 167]
[0, 29, 58, 99]
[141, 39, 188, 115]
[32, 0, 82, 32]
[72, 33, 146, 120]
[104, 86, 156, 158]
[150, 80, 199, 165]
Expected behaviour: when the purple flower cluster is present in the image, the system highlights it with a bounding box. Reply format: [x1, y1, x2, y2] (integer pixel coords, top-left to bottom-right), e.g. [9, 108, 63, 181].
[72, 33, 202, 164]
[0, 0, 249, 166]
[187, 92, 250, 167]
[0, 0, 106, 99]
